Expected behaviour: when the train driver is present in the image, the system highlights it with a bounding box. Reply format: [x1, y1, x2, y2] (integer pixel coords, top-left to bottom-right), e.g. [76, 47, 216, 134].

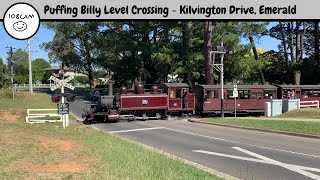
[182, 89, 188, 109]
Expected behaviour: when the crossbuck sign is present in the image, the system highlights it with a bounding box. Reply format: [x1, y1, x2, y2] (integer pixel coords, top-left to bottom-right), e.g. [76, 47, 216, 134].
[49, 74, 75, 129]
[50, 75, 75, 91]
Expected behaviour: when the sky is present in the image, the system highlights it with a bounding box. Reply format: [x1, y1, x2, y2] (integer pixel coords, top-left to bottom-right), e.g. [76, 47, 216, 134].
[0, 22, 55, 64]
[0, 22, 280, 66]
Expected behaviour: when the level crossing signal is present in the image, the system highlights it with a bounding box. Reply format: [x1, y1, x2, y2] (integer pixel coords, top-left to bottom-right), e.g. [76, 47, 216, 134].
[51, 93, 61, 103]
[51, 93, 76, 103]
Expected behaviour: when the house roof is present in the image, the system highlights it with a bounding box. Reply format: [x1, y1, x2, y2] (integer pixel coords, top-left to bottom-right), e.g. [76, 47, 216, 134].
[45, 67, 74, 71]
[164, 83, 190, 88]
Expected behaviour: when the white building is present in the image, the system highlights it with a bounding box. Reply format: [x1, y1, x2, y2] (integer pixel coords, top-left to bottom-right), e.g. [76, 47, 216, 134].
[45, 67, 87, 77]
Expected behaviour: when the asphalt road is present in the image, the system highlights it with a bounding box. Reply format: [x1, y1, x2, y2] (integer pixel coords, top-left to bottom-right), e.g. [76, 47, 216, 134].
[69, 97, 320, 180]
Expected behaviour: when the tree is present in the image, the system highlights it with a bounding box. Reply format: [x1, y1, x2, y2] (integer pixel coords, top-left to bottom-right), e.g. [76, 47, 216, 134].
[263, 50, 288, 84]
[278, 22, 291, 83]
[42, 22, 106, 89]
[0, 58, 7, 88]
[32, 58, 51, 83]
[270, 21, 309, 85]
[100, 21, 182, 86]
[225, 46, 271, 84]
[240, 22, 269, 84]
[210, 22, 242, 84]
[7, 48, 28, 84]
[204, 21, 213, 85]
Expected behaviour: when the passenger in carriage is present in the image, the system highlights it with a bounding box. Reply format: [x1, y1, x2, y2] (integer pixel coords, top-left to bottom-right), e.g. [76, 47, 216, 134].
[288, 90, 296, 99]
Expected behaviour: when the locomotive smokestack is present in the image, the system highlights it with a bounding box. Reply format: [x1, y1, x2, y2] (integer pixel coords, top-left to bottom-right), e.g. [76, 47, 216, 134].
[109, 82, 113, 96]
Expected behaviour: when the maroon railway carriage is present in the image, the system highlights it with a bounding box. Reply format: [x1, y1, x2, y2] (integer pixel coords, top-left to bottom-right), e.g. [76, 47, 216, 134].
[275, 85, 320, 106]
[276, 85, 320, 99]
[194, 84, 278, 115]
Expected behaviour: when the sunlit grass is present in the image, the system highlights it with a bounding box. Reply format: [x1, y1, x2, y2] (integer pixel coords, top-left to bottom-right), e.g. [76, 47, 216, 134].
[202, 118, 320, 135]
[0, 92, 219, 179]
[278, 108, 320, 119]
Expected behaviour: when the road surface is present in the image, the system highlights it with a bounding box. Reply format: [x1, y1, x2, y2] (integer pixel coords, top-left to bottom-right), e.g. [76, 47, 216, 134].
[70, 97, 320, 180]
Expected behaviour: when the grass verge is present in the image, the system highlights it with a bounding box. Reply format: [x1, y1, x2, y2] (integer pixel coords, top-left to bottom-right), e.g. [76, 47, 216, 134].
[0, 92, 219, 179]
[278, 108, 320, 119]
[201, 118, 320, 136]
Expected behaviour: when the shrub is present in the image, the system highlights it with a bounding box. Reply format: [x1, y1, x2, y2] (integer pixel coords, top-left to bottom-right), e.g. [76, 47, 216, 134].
[0, 89, 25, 99]
[71, 76, 89, 84]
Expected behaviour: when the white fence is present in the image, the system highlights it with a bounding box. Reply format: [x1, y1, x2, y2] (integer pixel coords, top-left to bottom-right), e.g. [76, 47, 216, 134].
[299, 100, 320, 108]
[14, 83, 89, 88]
[26, 109, 63, 124]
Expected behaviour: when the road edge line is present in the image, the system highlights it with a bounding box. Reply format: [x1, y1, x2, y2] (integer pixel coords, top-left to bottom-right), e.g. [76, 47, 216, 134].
[188, 119, 320, 140]
[90, 125, 241, 180]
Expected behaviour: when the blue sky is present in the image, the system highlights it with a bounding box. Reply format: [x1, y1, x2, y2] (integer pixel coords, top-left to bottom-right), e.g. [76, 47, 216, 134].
[0, 22, 55, 64]
[0, 22, 280, 66]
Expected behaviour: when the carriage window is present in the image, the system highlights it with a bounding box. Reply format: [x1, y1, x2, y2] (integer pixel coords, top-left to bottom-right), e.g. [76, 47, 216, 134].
[170, 89, 176, 98]
[302, 89, 312, 98]
[313, 89, 320, 97]
[302, 89, 320, 97]
[282, 89, 291, 98]
[204, 90, 211, 99]
[227, 90, 234, 99]
[239, 90, 250, 99]
[212, 90, 218, 98]
[301, 89, 313, 98]
[176, 89, 182, 98]
[314, 89, 320, 97]
[204, 90, 218, 99]
[264, 90, 276, 99]
[252, 92, 263, 99]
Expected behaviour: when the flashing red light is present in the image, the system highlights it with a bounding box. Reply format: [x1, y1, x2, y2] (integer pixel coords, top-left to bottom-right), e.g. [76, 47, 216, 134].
[51, 94, 61, 103]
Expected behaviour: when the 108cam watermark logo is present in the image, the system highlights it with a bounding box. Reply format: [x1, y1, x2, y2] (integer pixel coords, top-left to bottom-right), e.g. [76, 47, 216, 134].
[4, 3, 40, 40]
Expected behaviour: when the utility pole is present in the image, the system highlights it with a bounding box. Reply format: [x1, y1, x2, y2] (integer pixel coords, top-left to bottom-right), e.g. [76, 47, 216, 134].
[211, 42, 226, 118]
[28, 39, 33, 94]
[5, 46, 14, 86]
[6, 46, 15, 99]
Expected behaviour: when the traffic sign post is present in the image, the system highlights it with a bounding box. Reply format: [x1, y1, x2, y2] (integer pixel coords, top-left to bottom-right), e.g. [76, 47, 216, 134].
[233, 84, 238, 118]
[57, 103, 69, 114]
[49, 74, 74, 129]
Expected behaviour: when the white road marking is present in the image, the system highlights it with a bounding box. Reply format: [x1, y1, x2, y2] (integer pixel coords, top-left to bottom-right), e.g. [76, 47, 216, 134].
[163, 127, 320, 159]
[109, 127, 165, 134]
[234, 147, 320, 180]
[193, 147, 320, 180]
[193, 150, 266, 164]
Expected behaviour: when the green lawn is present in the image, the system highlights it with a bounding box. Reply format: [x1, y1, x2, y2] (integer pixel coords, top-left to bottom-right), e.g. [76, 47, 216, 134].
[202, 118, 320, 136]
[0, 91, 56, 110]
[278, 108, 320, 119]
[0, 92, 219, 179]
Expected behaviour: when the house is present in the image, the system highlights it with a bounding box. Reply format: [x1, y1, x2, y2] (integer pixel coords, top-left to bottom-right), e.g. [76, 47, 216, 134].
[45, 67, 87, 77]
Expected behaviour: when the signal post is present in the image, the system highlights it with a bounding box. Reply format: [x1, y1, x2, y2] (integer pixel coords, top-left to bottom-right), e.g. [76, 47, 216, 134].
[49, 70, 75, 129]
